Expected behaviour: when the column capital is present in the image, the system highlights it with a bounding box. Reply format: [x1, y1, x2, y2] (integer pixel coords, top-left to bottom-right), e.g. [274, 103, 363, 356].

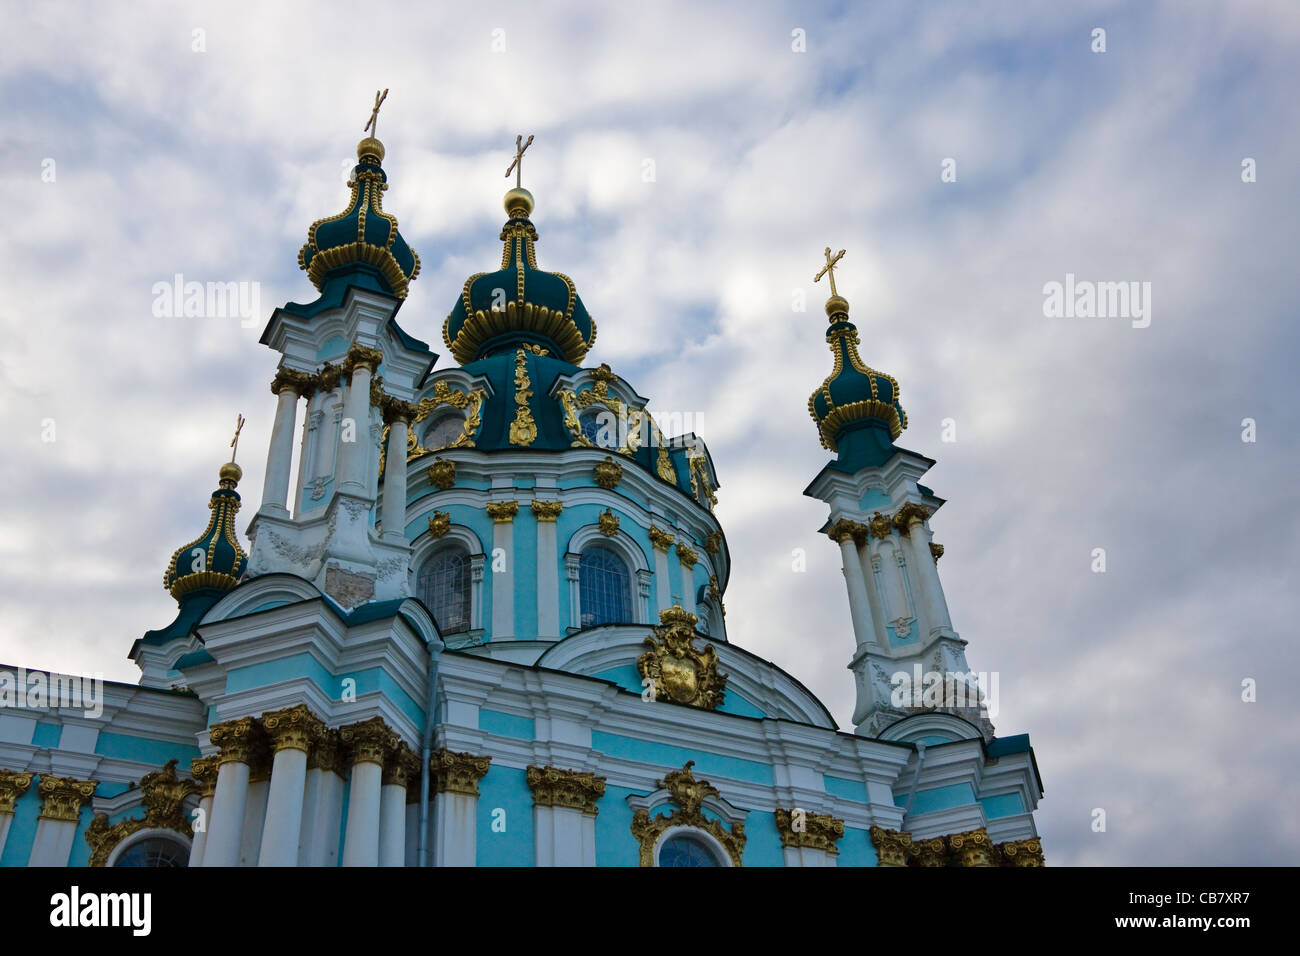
[930, 542, 944, 562]
[530, 499, 563, 522]
[306, 728, 347, 777]
[893, 502, 930, 535]
[911, 835, 949, 867]
[526, 765, 606, 815]
[342, 342, 384, 376]
[486, 500, 519, 524]
[37, 775, 97, 822]
[382, 743, 420, 789]
[382, 396, 418, 425]
[947, 827, 996, 867]
[998, 836, 1046, 866]
[262, 704, 327, 755]
[0, 769, 35, 813]
[271, 367, 312, 396]
[674, 541, 698, 567]
[869, 825, 913, 867]
[827, 518, 867, 545]
[430, 749, 491, 796]
[648, 526, 675, 552]
[209, 716, 268, 767]
[189, 756, 220, 798]
[339, 717, 400, 767]
[774, 808, 845, 855]
[315, 362, 343, 393]
[703, 530, 722, 555]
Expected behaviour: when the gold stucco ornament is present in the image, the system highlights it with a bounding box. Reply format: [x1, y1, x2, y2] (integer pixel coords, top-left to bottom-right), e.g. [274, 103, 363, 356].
[637, 606, 727, 710]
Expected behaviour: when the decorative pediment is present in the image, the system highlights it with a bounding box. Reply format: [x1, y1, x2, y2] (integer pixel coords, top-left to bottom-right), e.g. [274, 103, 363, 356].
[628, 762, 747, 867]
[85, 759, 199, 867]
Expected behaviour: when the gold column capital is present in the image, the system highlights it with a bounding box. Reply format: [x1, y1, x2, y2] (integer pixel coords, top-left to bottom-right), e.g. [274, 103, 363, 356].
[674, 541, 698, 567]
[525, 765, 606, 815]
[339, 716, 400, 767]
[0, 769, 35, 813]
[188, 756, 220, 798]
[271, 367, 313, 396]
[306, 728, 347, 777]
[486, 500, 519, 523]
[826, 518, 867, 545]
[869, 825, 913, 867]
[893, 502, 930, 535]
[648, 526, 675, 551]
[37, 775, 98, 822]
[947, 826, 996, 867]
[315, 362, 343, 393]
[530, 500, 563, 522]
[261, 704, 327, 755]
[867, 511, 895, 540]
[430, 749, 491, 796]
[774, 808, 845, 855]
[342, 342, 384, 376]
[209, 716, 268, 767]
[382, 396, 418, 425]
[998, 836, 1046, 867]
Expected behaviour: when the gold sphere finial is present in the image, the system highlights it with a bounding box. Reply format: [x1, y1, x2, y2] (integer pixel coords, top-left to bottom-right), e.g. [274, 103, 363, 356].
[504, 186, 534, 218]
[357, 137, 385, 164]
[218, 461, 243, 488]
[824, 294, 850, 318]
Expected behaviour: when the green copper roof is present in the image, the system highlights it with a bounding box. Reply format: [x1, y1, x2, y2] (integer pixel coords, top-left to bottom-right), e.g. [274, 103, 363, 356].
[162, 464, 248, 603]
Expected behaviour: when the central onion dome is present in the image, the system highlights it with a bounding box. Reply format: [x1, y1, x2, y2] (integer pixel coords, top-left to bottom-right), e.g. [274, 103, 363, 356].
[809, 292, 908, 461]
[443, 188, 597, 365]
[298, 135, 421, 299]
[163, 462, 248, 601]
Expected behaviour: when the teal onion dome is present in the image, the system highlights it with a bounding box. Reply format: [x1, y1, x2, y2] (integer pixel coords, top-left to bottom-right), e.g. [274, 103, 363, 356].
[298, 136, 421, 299]
[163, 462, 248, 602]
[443, 189, 597, 365]
[808, 295, 907, 452]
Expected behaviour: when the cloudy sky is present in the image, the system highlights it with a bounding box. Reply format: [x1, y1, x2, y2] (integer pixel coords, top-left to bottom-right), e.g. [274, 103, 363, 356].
[2, 1, 1297, 865]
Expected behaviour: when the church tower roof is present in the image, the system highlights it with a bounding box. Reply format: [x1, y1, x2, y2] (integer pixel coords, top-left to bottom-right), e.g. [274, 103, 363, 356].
[162, 421, 249, 604]
[807, 248, 908, 469]
[297, 89, 421, 300]
[443, 134, 597, 365]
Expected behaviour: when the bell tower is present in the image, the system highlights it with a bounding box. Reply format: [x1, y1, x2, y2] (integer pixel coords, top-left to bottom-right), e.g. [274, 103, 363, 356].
[803, 250, 992, 739]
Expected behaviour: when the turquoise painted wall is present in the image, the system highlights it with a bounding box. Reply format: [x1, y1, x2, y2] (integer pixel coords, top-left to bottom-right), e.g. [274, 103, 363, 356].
[838, 827, 880, 867]
[896, 782, 978, 815]
[594, 784, 641, 866]
[591, 731, 774, 786]
[476, 765, 533, 866]
[223, 653, 424, 728]
[478, 709, 535, 741]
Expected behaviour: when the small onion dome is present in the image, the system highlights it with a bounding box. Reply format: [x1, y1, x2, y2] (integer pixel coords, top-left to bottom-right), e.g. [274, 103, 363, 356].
[162, 463, 248, 602]
[808, 295, 907, 452]
[298, 136, 421, 299]
[442, 190, 597, 365]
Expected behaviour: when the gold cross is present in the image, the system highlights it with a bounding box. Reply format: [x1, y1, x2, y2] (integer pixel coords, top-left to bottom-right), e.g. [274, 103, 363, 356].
[364, 88, 389, 138]
[505, 133, 534, 188]
[229, 413, 245, 463]
[814, 247, 846, 298]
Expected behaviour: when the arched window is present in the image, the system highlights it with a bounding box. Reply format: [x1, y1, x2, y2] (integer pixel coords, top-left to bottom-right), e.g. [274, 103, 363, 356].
[658, 832, 722, 867]
[579, 544, 632, 627]
[418, 544, 471, 634]
[423, 412, 465, 451]
[113, 836, 189, 868]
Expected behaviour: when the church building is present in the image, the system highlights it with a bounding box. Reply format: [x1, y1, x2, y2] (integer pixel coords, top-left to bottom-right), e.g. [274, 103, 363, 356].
[0, 107, 1044, 867]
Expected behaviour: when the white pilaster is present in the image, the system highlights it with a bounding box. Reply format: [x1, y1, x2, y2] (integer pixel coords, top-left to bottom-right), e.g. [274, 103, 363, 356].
[534, 806, 596, 866]
[29, 818, 78, 866]
[903, 517, 953, 637]
[258, 747, 309, 866]
[342, 761, 382, 867]
[489, 505, 516, 640]
[834, 525, 877, 649]
[380, 416, 410, 542]
[533, 503, 561, 639]
[432, 791, 477, 866]
[187, 794, 213, 866]
[238, 779, 269, 866]
[203, 760, 249, 867]
[652, 541, 673, 612]
[379, 784, 407, 867]
[337, 360, 375, 496]
[565, 554, 581, 630]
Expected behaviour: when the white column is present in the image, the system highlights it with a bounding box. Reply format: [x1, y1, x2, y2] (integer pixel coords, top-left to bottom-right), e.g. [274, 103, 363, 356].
[337, 347, 379, 496]
[0, 771, 34, 860]
[343, 763, 383, 867]
[261, 373, 302, 516]
[782, 845, 838, 867]
[30, 776, 97, 866]
[204, 759, 251, 867]
[238, 779, 269, 865]
[856, 538, 888, 645]
[187, 794, 213, 866]
[831, 523, 877, 649]
[528, 768, 602, 867]
[532, 501, 561, 639]
[379, 784, 407, 867]
[901, 514, 953, 636]
[651, 533, 673, 612]
[380, 414, 411, 541]
[258, 747, 309, 866]
[470, 557, 485, 631]
[340, 718, 395, 867]
[565, 554, 582, 630]
[293, 389, 321, 515]
[433, 792, 477, 866]
[0, 813, 12, 860]
[489, 503, 517, 640]
[677, 544, 697, 612]
[300, 744, 345, 867]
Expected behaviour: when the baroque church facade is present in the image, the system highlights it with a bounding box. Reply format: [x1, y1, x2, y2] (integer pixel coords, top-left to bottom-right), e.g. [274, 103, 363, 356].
[0, 117, 1044, 867]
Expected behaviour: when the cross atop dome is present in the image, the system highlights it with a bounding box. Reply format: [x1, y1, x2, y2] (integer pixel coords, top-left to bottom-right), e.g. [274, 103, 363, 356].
[503, 133, 537, 219]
